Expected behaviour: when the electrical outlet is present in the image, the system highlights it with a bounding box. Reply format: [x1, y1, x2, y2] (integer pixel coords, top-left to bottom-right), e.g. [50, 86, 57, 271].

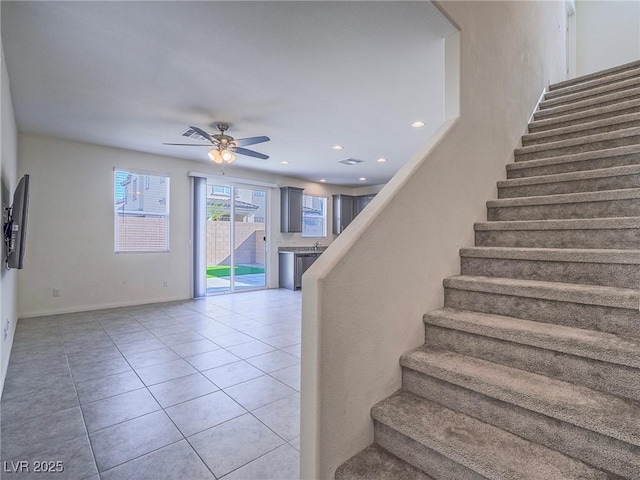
[53, 288, 60, 297]
[163, 280, 169, 287]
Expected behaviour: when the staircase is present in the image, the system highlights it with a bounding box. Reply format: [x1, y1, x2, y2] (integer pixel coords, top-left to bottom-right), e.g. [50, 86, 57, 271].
[336, 60, 640, 480]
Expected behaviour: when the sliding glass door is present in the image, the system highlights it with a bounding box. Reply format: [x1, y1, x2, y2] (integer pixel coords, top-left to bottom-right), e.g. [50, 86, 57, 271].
[205, 182, 267, 295]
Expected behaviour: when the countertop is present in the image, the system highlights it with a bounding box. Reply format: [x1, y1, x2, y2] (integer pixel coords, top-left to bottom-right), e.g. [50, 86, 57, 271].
[278, 246, 328, 254]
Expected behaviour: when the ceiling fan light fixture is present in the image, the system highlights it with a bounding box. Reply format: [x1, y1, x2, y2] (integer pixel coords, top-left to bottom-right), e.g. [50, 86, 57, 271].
[221, 149, 236, 163]
[208, 149, 223, 164]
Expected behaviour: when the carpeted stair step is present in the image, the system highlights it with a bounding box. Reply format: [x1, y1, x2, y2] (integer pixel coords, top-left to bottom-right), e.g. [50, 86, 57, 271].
[372, 391, 615, 480]
[423, 307, 640, 400]
[529, 98, 640, 133]
[443, 275, 640, 335]
[499, 164, 640, 198]
[459, 246, 640, 288]
[540, 76, 640, 110]
[507, 145, 640, 179]
[401, 348, 640, 478]
[514, 127, 640, 162]
[486, 188, 640, 221]
[548, 60, 640, 95]
[335, 445, 434, 480]
[534, 87, 640, 121]
[474, 217, 640, 249]
[523, 112, 640, 147]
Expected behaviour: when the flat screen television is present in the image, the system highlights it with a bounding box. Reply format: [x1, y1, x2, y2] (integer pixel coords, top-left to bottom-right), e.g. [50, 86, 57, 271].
[4, 174, 30, 269]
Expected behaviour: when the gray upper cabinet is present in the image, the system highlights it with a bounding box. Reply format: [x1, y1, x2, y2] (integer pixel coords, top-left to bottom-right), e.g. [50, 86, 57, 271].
[333, 193, 377, 234]
[355, 194, 376, 215]
[280, 186, 304, 233]
[332, 194, 355, 234]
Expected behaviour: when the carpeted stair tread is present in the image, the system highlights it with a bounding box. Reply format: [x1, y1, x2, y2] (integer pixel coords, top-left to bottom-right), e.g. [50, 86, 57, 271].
[508, 144, 640, 170]
[424, 307, 640, 368]
[514, 126, 640, 157]
[400, 347, 640, 446]
[335, 445, 434, 480]
[534, 87, 640, 120]
[486, 187, 640, 208]
[372, 391, 614, 480]
[459, 246, 640, 264]
[549, 60, 640, 93]
[541, 76, 640, 109]
[523, 112, 640, 145]
[474, 216, 640, 231]
[529, 98, 640, 132]
[443, 275, 640, 309]
[499, 164, 640, 188]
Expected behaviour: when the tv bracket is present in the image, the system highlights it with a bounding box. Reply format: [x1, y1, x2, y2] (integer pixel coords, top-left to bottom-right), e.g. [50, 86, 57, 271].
[3, 206, 14, 269]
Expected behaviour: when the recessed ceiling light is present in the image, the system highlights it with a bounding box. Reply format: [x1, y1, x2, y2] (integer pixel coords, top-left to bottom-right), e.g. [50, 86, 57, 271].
[377, 158, 387, 163]
[332, 145, 344, 150]
[281, 161, 290, 165]
[319, 179, 327, 183]
[411, 121, 425, 128]
[359, 177, 366, 181]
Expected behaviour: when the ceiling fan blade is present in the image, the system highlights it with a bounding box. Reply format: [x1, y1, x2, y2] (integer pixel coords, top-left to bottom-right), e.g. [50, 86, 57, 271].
[234, 147, 269, 160]
[189, 126, 216, 144]
[163, 143, 212, 146]
[234, 136, 270, 147]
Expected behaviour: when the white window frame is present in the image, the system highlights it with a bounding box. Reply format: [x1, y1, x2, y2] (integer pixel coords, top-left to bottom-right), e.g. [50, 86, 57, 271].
[114, 168, 170, 253]
[301, 195, 328, 238]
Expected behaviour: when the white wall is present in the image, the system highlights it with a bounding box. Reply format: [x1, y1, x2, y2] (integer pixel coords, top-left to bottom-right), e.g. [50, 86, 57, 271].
[576, 0, 640, 76]
[17, 133, 355, 317]
[1, 37, 19, 392]
[300, 1, 566, 478]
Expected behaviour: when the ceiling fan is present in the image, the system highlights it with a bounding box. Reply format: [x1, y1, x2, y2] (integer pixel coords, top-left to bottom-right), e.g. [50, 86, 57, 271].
[164, 123, 270, 164]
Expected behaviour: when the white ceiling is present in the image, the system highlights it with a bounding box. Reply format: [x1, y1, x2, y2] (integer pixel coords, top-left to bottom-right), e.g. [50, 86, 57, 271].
[2, 1, 454, 187]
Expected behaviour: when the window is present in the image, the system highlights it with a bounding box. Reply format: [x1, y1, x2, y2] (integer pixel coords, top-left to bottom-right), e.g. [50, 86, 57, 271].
[114, 169, 170, 252]
[302, 195, 327, 237]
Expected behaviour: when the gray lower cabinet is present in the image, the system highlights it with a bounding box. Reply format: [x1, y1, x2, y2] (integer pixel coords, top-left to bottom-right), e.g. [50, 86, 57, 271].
[280, 186, 304, 233]
[279, 251, 321, 290]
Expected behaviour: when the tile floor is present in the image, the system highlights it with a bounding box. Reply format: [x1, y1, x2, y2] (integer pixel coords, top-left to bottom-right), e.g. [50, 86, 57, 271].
[1, 289, 302, 479]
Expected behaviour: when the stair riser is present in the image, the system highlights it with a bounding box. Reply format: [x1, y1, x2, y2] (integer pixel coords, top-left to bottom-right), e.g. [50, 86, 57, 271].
[402, 370, 640, 479]
[499, 173, 640, 198]
[534, 92, 640, 121]
[515, 135, 640, 162]
[374, 422, 485, 480]
[507, 152, 640, 178]
[547, 66, 640, 97]
[423, 325, 640, 401]
[487, 198, 639, 221]
[542, 79, 640, 109]
[475, 228, 640, 249]
[444, 288, 639, 336]
[460, 257, 639, 289]
[529, 105, 640, 133]
[523, 119, 640, 146]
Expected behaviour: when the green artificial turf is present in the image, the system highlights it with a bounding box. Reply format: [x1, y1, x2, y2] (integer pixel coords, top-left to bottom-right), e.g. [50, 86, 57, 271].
[207, 265, 265, 278]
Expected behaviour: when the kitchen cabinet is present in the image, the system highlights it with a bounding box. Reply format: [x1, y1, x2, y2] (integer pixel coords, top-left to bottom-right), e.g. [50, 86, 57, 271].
[355, 194, 376, 215]
[280, 186, 304, 233]
[332, 193, 376, 234]
[332, 194, 355, 234]
[279, 251, 322, 290]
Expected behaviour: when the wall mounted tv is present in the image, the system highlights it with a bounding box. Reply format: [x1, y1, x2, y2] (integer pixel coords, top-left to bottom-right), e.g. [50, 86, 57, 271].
[3, 174, 30, 270]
